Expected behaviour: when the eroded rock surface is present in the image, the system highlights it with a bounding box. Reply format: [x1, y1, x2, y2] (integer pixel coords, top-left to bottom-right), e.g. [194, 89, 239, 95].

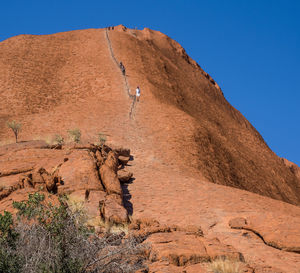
[146, 232, 244, 266]
[1, 26, 300, 273]
[0, 141, 132, 229]
[229, 215, 300, 253]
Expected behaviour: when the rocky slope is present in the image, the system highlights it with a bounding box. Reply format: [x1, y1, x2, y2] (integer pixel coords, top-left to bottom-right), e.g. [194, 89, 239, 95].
[2, 140, 300, 272]
[0, 25, 299, 205]
[0, 25, 300, 272]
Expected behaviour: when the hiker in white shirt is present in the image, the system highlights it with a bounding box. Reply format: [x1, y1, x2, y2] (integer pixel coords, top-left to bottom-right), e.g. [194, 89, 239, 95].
[136, 86, 141, 102]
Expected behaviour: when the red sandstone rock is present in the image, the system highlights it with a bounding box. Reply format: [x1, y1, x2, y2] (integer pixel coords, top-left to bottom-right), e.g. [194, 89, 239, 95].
[58, 150, 104, 194]
[37, 168, 57, 192]
[69, 189, 106, 226]
[117, 169, 133, 183]
[1, 28, 299, 205]
[0, 140, 49, 155]
[229, 215, 300, 253]
[229, 217, 248, 228]
[95, 150, 104, 167]
[118, 155, 130, 165]
[282, 158, 300, 181]
[0, 147, 107, 227]
[146, 231, 243, 266]
[99, 151, 122, 195]
[105, 151, 119, 172]
[101, 194, 128, 224]
[0, 174, 24, 200]
[0, 26, 300, 272]
[113, 147, 130, 158]
[104, 193, 123, 206]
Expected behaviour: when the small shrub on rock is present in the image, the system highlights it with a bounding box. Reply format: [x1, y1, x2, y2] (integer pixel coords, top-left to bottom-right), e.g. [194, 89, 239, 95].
[53, 134, 64, 145]
[68, 128, 81, 143]
[98, 132, 107, 147]
[6, 120, 22, 143]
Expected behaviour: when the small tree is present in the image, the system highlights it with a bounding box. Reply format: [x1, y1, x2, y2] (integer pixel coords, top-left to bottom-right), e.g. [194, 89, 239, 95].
[68, 129, 81, 143]
[98, 132, 107, 147]
[6, 121, 22, 143]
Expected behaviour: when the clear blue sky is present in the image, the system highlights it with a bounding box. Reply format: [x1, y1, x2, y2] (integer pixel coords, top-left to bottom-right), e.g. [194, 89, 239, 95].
[1, 0, 299, 165]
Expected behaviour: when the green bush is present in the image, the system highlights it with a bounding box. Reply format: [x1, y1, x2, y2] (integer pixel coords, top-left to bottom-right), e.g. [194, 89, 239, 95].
[0, 211, 22, 273]
[68, 129, 81, 143]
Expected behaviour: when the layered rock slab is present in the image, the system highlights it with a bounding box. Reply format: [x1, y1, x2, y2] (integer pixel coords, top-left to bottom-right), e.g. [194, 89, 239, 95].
[0, 141, 131, 229]
[146, 232, 244, 266]
[229, 215, 300, 253]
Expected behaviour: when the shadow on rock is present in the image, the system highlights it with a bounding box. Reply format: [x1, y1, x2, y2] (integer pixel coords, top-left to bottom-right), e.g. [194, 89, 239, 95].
[122, 177, 135, 216]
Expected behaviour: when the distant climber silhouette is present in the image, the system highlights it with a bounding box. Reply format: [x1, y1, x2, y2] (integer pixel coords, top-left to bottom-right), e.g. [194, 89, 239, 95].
[136, 86, 141, 102]
[119, 62, 125, 75]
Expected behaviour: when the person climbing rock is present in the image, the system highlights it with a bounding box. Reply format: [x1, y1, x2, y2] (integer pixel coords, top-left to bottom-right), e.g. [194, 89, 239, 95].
[119, 62, 125, 75]
[136, 86, 141, 102]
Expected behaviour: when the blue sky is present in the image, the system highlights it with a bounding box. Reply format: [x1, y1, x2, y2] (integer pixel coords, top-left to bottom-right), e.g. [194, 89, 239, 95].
[1, 0, 299, 165]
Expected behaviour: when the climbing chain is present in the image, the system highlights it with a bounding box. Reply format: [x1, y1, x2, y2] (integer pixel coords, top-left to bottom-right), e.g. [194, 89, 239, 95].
[105, 29, 137, 119]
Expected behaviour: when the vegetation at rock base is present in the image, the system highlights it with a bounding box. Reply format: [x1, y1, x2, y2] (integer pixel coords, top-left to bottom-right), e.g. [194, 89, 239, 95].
[6, 120, 22, 143]
[0, 192, 147, 273]
[207, 257, 242, 273]
[98, 132, 107, 147]
[53, 134, 65, 145]
[68, 128, 81, 143]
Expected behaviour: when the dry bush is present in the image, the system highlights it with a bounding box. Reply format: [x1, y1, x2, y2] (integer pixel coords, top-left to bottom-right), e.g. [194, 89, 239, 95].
[68, 128, 81, 143]
[53, 134, 64, 145]
[0, 193, 148, 273]
[6, 120, 22, 143]
[15, 223, 145, 273]
[207, 257, 242, 273]
[98, 132, 107, 147]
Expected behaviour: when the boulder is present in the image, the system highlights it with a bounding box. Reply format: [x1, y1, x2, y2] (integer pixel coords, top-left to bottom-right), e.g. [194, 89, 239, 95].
[105, 193, 123, 205]
[0, 174, 24, 200]
[101, 194, 128, 224]
[117, 169, 133, 183]
[95, 150, 104, 167]
[99, 151, 122, 195]
[36, 168, 56, 191]
[31, 171, 44, 185]
[111, 146, 130, 157]
[58, 150, 104, 194]
[118, 156, 130, 165]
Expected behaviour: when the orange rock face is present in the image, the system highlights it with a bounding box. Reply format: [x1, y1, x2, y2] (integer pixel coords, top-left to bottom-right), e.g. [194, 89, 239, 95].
[146, 232, 244, 266]
[1, 25, 300, 272]
[0, 26, 299, 205]
[0, 141, 129, 227]
[99, 151, 122, 195]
